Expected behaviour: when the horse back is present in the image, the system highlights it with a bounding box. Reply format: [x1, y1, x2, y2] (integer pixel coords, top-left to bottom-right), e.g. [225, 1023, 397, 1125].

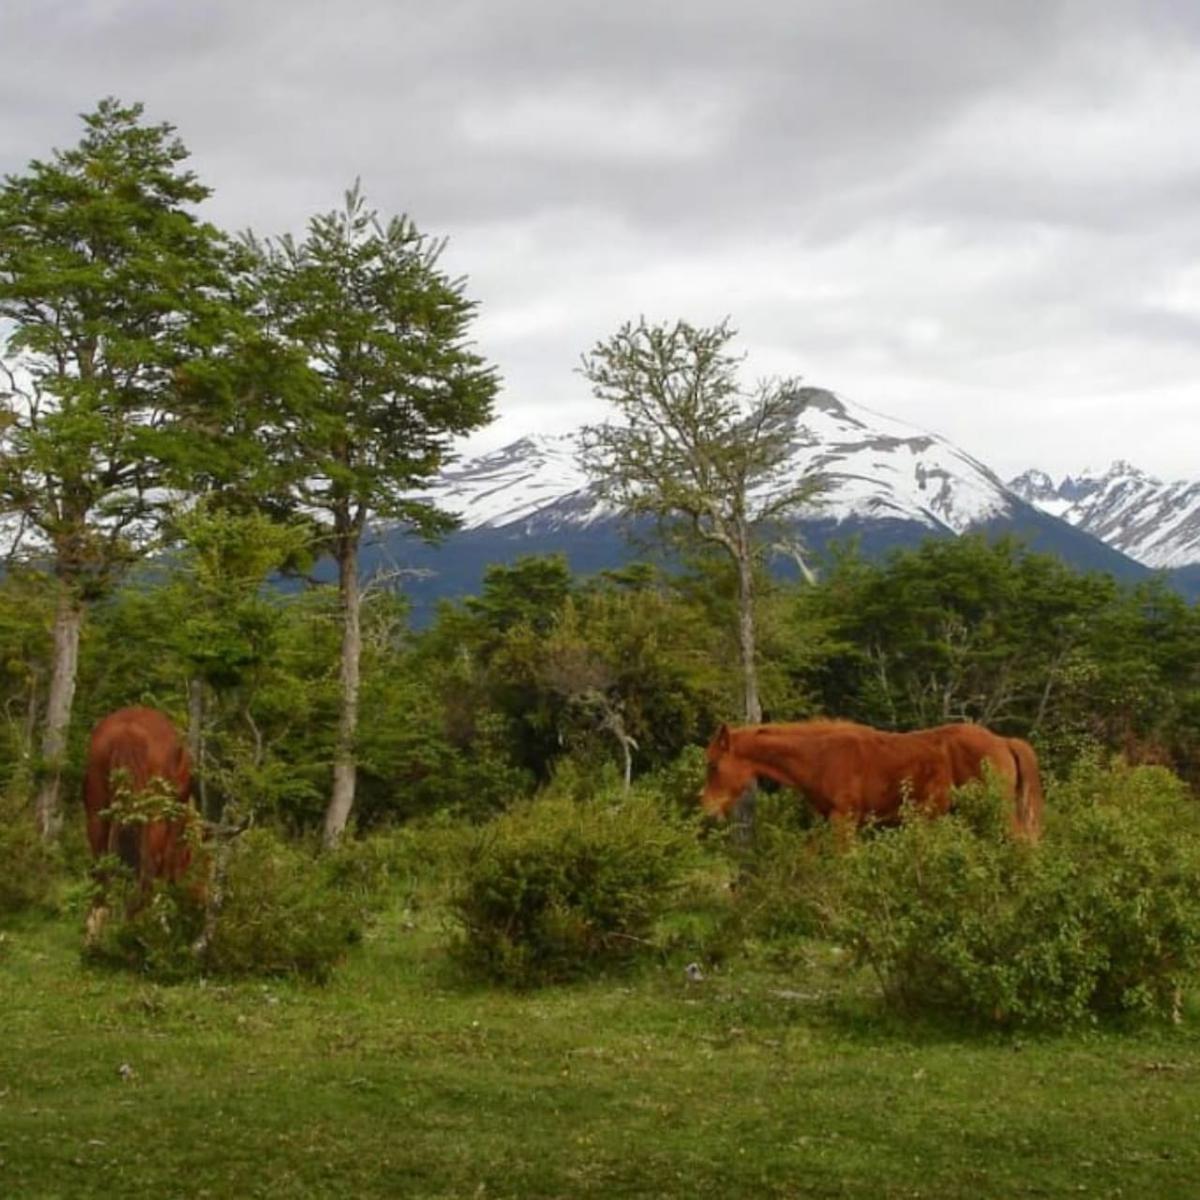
[925, 723, 1017, 788]
[767, 723, 955, 820]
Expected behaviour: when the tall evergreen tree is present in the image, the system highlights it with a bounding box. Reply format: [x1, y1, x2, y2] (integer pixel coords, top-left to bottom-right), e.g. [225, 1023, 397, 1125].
[0, 99, 239, 836]
[248, 184, 497, 845]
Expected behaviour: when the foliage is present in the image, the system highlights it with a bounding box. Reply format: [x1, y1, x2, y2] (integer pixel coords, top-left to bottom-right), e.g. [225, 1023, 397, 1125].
[0, 570, 54, 791]
[0, 786, 61, 916]
[795, 537, 1200, 777]
[578, 318, 823, 553]
[462, 554, 575, 641]
[246, 182, 498, 843]
[79, 571, 337, 826]
[0, 97, 239, 587]
[716, 789, 840, 951]
[415, 558, 726, 789]
[247, 182, 498, 542]
[0, 97, 254, 834]
[639, 743, 710, 813]
[828, 763, 1200, 1026]
[579, 317, 825, 722]
[86, 828, 388, 982]
[202, 828, 388, 981]
[159, 504, 313, 693]
[79, 571, 537, 831]
[494, 584, 726, 779]
[449, 785, 698, 985]
[82, 877, 208, 982]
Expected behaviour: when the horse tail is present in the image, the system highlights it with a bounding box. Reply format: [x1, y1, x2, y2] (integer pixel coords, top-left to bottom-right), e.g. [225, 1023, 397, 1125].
[107, 736, 151, 876]
[1006, 738, 1044, 841]
[108, 811, 142, 875]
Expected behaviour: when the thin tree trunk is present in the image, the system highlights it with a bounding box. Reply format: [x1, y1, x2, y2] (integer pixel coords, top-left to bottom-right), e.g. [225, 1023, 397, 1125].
[602, 707, 636, 793]
[733, 542, 760, 846]
[35, 587, 83, 840]
[323, 536, 361, 848]
[187, 677, 209, 820]
[735, 546, 762, 724]
[17, 669, 41, 792]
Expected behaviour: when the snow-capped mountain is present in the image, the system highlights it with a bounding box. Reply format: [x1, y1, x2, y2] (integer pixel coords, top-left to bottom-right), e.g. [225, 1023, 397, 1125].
[370, 387, 1187, 619]
[428, 388, 1016, 536]
[1010, 463, 1200, 569]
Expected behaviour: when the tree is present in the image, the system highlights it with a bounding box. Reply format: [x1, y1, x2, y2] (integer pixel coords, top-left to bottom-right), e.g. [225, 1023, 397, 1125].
[248, 184, 497, 845]
[579, 318, 824, 724]
[159, 504, 312, 818]
[0, 99, 239, 837]
[497, 582, 725, 787]
[787, 536, 1200, 778]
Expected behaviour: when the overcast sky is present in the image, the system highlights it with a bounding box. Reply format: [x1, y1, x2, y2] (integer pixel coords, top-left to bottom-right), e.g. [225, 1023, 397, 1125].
[3, 0, 1199, 481]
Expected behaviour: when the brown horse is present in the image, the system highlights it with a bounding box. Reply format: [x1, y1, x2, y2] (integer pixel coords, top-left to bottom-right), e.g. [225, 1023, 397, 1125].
[83, 706, 199, 937]
[701, 719, 1042, 839]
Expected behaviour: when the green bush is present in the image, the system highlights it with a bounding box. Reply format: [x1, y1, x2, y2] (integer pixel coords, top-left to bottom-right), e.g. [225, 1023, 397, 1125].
[828, 764, 1200, 1026]
[0, 788, 60, 917]
[200, 828, 384, 982]
[358, 814, 481, 912]
[640, 744, 709, 813]
[85, 828, 389, 983]
[450, 785, 698, 986]
[83, 875, 207, 981]
[719, 795, 843, 950]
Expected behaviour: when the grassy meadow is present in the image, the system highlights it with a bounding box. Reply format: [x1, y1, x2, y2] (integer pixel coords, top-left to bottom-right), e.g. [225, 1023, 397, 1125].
[3, 871, 1200, 1200]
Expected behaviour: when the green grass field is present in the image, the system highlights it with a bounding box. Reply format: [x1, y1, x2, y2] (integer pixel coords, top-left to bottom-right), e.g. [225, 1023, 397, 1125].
[3, 895, 1199, 1200]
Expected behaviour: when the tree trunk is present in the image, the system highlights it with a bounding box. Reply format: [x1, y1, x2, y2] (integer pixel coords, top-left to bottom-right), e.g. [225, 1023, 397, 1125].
[35, 588, 84, 840]
[733, 541, 760, 845]
[603, 708, 636, 794]
[735, 545, 762, 723]
[187, 677, 209, 820]
[323, 536, 361, 848]
[15, 668, 41, 794]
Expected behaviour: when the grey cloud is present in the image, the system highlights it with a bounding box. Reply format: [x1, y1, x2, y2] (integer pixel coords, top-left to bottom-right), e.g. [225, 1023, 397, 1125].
[2, 0, 1199, 478]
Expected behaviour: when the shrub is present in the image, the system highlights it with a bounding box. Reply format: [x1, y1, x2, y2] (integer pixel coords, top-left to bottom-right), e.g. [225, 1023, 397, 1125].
[828, 765, 1200, 1026]
[83, 875, 208, 981]
[85, 827, 389, 983]
[0, 788, 60, 917]
[359, 814, 481, 912]
[200, 828, 383, 982]
[640, 744, 709, 814]
[449, 785, 697, 985]
[719, 801, 844, 949]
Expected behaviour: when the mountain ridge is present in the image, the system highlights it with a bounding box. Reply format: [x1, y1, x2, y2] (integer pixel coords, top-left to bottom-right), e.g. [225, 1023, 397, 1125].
[357, 388, 1196, 618]
[426, 388, 1017, 538]
[1009, 462, 1200, 569]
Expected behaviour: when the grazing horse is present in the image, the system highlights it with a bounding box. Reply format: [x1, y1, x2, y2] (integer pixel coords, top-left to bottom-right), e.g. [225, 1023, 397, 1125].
[83, 706, 199, 937]
[701, 719, 1042, 840]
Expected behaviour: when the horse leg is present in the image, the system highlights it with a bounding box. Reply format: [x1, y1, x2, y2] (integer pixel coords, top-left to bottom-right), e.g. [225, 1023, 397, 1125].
[829, 808, 859, 851]
[81, 809, 114, 944]
[84, 902, 110, 945]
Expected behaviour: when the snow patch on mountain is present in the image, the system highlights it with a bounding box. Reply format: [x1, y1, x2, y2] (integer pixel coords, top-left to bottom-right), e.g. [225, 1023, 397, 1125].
[1010, 463, 1200, 568]
[430, 434, 610, 529]
[429, 388, 1016, 535]
[775, 389, 1011, 532]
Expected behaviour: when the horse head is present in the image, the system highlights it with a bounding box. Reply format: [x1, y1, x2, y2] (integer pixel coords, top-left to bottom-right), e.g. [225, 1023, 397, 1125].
[699, 722, 754, 819]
